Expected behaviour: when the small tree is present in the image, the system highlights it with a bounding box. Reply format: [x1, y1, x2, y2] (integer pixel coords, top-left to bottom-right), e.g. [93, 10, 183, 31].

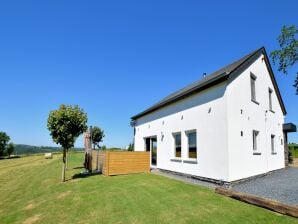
[0, 132, 10, 157]
[6, 143, 15, 156]
[128, 143, 134, 151]
[91, 126, 105, 149]
[47, 105, 88, 182]
[271, 25, 298, 94]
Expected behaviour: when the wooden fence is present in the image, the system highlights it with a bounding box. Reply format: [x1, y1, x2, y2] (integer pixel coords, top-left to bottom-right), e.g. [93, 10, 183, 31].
[90, 151, 150, 176]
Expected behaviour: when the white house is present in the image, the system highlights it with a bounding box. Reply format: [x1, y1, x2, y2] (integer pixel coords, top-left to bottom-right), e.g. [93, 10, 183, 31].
[131, 47, 294, 183]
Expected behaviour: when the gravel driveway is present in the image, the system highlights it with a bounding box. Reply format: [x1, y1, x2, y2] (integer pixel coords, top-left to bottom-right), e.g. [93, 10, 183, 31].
[232, 167, 298, 206]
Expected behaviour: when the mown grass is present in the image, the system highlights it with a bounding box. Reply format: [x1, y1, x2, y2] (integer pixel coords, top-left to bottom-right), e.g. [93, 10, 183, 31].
[0, 153, 297, 224]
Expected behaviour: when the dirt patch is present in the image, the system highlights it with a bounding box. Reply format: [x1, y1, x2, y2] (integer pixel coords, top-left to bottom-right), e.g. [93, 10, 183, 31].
[57, 190, 72, 199]
[24, 203, 35, 210]
[23, 214, 41, 224]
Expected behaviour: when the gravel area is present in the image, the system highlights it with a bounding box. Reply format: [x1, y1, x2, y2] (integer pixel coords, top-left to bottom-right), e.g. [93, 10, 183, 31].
[232, 167, 298, 206]
[151, 169, 218, 189]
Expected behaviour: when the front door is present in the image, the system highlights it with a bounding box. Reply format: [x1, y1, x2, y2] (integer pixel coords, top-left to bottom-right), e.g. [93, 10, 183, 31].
[145, 137, 157, 166]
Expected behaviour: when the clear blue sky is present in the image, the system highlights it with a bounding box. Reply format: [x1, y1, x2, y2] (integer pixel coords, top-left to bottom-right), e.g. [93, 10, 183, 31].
[0, 0, 297, 148]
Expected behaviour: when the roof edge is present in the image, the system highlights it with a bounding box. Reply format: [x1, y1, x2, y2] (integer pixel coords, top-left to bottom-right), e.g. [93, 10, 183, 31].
[131, 47, 286, 120]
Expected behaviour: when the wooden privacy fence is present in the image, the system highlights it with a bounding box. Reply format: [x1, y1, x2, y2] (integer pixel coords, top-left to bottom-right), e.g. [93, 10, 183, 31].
[89, 151, 150, 176]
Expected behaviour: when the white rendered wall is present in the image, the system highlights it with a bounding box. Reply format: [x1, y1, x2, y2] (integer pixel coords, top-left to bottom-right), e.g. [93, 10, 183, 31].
[226, 54, 285, 181]
[134, 82, 230, 181]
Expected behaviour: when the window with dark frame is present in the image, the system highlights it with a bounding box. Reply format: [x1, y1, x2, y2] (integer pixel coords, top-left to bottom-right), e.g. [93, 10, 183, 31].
[253, 130, 259, 153]
[187, 131, 197, 159]
[173, 133, 181, 158]
[271, 135, 276, 154]
[250, 74, 257, 102]
[269, 88, 273, 111]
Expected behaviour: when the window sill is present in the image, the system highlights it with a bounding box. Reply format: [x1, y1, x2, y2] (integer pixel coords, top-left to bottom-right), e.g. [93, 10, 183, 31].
[170, 158, 182, 163]
[253, 152, 262, 155]
[251, 99, 260, 105]
[271, 152, 277, 155]
[183, 159, 198, 164]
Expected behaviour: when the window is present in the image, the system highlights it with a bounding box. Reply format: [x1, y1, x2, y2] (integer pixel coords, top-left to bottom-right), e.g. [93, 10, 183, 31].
[253, 130, 260, 154]
[187, 131, 197, 159]
[269, 88, 273, 111]
[173, 133, 181, 158]
[250, 74, 257, 102]
[271, 135, 276, 154]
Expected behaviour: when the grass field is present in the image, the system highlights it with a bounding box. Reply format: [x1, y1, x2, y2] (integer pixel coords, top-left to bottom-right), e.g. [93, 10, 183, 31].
[0, 153, 297, 224]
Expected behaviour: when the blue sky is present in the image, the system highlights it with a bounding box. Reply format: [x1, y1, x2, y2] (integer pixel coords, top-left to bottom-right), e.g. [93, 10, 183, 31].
[0, 0, 297, 148]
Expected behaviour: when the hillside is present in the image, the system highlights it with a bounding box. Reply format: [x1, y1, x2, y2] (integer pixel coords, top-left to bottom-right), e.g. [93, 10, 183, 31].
[14, 144, 83, 155]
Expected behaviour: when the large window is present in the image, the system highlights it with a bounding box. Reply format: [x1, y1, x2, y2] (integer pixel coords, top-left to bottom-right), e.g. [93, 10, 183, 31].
[253, 130, 259, 154]
[187, 131, 197, 159]
[269, 88, 273, 111]
[250, 74, 257, 102]
[173, 133, 181, 158]
[271, 135, 276, 154]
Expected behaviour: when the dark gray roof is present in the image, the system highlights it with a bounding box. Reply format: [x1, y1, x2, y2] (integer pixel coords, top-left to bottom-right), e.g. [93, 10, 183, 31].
[131, 47, 286, 120]
[283, 123, 297, 133]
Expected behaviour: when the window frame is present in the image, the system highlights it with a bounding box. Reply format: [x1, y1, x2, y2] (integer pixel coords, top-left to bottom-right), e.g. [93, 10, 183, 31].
[271, 134, 276, 155]
[250, 73, 259, 105]
[268, 88, 274, 112]
[253, 130, 261, 155]
[186, 130, 197, 160]
[172, 132, 182, 159]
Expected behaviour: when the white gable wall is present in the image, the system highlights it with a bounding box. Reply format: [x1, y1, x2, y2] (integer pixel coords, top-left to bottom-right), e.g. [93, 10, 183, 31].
[226, 54, 285, 181]
[134, 82, 230, 181]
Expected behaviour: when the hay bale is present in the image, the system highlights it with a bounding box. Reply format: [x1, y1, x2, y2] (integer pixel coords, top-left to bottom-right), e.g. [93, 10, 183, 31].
[45, 153, 53, 159]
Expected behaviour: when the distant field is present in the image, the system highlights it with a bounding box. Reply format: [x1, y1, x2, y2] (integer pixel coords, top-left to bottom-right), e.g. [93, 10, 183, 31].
[13, 144, 83, 155]
[0, 153, 297, 224]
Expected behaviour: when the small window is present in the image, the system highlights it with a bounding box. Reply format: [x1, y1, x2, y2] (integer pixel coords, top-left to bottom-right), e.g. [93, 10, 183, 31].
[250, 74, 257, 102]
[187, 131, 197, 159]
[173, 133, 181, 158]
[271, 135, 276, 154]
[253, 130, 259, 153]
[269, 88, 273, 111]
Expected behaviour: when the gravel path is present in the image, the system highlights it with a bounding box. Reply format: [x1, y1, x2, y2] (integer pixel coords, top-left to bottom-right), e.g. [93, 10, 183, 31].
[232, 167, 298, 206]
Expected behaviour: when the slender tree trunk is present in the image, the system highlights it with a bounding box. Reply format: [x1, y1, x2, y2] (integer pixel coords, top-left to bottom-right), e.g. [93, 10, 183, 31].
[65, 149, 68, 170]
[62, 148, 66, 182]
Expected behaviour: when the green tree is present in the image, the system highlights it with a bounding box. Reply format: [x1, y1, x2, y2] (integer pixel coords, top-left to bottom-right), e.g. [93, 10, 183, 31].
[47, 105, 88, 181]
[0, 132, 10, 157]
[271, 25, 298, 93]
[6, 143, 15, 156]
[91, 126, 105, 149]
[128, 143, 134, 151]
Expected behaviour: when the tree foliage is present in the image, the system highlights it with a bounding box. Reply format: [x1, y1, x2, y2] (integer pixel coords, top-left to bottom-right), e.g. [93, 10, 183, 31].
[6, 143, 15, 156]
[0, 132, 10, 157]
[48, 105, 88, 149]
[47, 104, 88, 181]
[91, 126, 105, 149]
[271, 25, 298, 93]
[128, 143, 134, 151]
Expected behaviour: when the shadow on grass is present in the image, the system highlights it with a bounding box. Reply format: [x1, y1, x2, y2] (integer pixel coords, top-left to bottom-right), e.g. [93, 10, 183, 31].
[72, 166, 85, 170]
[0, 156, 21, 160]
[72, 171, 102, 179]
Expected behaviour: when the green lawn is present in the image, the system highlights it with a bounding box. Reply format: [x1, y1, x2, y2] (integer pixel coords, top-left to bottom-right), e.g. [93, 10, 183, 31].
[0, 153, 297, 224]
